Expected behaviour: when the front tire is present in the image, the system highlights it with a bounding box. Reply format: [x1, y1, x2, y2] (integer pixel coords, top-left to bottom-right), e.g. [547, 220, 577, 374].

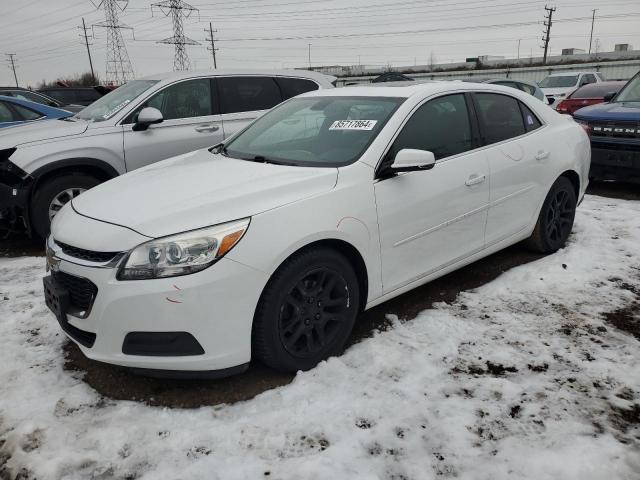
[525, 176, 577, 253]
[31, 173, 101, 239]
[252, 247, 360, 373]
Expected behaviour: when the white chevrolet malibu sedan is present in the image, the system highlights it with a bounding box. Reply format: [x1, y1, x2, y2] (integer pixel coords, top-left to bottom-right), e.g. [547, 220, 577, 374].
[44, 82, 590, 377]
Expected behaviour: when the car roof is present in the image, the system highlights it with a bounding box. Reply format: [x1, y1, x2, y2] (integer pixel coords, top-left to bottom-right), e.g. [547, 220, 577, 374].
[138, 69, 337, 84]
[302, 81, 528, 99]
[547, 71, 596, 76]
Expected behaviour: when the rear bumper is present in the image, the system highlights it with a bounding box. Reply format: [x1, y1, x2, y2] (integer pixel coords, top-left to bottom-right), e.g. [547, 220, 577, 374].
[590, 141, 640, 183]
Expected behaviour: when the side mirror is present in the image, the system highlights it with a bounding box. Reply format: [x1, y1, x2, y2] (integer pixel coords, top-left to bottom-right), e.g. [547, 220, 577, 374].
[132, 107, 163, 131]
[603, 92, 616, 103]
[391, 149, 436, 173]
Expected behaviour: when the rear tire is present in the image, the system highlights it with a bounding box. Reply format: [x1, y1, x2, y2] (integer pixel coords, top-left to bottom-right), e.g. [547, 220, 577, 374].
[252, 247, 360, 373]
[31, 173, 101, 239]
[525, 176, 577, 253]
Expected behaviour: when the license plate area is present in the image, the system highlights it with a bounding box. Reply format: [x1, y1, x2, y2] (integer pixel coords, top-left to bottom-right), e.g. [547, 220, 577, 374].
[43, 275, 97, 348]
[43, 275, 69, 319]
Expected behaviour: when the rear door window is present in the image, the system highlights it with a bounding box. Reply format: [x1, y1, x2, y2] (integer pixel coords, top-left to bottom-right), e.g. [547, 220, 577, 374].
[275, 77, 319, 100]
[218, 76, 283, 114]
[474, 93, 526, 144]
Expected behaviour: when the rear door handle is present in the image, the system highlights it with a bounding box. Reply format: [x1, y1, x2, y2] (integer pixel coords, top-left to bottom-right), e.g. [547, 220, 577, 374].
[194, 124, 220, 133]
[465, 174, 486, 186]
[535, 151, 550, 161]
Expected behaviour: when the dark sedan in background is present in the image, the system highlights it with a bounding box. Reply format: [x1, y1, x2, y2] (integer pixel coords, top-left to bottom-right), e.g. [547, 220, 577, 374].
[556, 81, 627, 116]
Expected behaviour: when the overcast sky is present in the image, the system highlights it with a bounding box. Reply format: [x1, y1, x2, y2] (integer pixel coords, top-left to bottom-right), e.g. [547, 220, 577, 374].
[2, 0, 640, 87]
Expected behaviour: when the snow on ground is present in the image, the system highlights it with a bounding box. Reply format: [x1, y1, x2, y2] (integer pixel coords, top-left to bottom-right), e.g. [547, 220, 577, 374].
[1, 194, 640, 480]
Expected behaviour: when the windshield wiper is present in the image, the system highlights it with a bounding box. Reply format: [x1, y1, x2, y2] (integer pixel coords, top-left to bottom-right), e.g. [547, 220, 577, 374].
[246, 155, 281, 164]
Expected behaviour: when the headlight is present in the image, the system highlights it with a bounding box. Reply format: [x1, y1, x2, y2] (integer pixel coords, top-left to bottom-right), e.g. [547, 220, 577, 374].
[117, 218, 250, 280]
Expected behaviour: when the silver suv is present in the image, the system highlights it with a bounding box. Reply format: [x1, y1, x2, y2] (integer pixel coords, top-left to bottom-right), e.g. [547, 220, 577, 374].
[0, 69, 335, 237]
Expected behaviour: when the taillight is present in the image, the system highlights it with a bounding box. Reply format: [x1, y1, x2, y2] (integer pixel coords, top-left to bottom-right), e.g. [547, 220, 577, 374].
[556, 101, 569, 113]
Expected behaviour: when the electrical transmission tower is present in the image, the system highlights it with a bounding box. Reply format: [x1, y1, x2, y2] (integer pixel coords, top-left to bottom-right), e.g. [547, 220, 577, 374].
[91, 0, 134, 85]
[5, 54, 18, 87]
[152, 0, 199, 71]
[204, 22, 218, 68]
[541, 5, 556, 65]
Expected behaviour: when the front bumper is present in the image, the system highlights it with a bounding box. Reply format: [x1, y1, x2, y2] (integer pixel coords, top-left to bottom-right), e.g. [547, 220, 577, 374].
[0, 165, 31, 234]
[44, 239, 270, 374]
[589, 140, 640, 183]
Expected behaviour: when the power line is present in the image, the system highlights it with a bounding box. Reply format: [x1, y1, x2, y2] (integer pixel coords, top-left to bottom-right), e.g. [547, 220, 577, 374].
[5, 54, 18, 87]
[541, 4, 556, 64]
[152, 0, 199, 71]
[92, 0, 135, 85]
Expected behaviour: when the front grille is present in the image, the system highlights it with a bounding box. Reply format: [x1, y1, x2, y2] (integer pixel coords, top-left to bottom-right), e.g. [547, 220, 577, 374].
[57, 241, 119, 263]
[590, 121, 640, 139]
[52, 271, 97, 315]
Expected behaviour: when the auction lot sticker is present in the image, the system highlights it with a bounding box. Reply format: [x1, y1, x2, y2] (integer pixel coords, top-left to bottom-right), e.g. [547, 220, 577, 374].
[329, 120, 377, 130]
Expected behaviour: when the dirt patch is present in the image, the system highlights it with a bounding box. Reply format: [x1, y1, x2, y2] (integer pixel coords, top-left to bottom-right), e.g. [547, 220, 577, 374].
[603, 303, 640, 340]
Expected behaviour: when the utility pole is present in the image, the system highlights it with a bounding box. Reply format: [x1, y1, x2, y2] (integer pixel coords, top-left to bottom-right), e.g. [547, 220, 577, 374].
[541, 5, 556, 65]
[517, 39, 521, 60]
[204, 22, 218, 68]
[80, 18, 96, 84]
[588, 9, 597, 55]
[152, 0, 199, 71]
[92, 0, 134, 85]
[308, 43, 311, 68]
[6, 53, 18, 87]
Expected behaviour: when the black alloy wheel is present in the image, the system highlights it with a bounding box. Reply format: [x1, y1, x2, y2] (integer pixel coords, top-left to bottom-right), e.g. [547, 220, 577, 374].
[545, 188, 574, 245]
[526, 176, 577, 253]
[252, 247, 360, 372]
[279, 267, 350, 358]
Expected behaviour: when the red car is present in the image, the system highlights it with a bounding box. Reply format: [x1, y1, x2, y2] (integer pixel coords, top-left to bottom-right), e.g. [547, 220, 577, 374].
[556, 81, 626, 116]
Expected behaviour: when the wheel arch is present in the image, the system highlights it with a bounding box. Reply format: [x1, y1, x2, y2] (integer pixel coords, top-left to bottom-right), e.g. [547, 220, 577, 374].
[261, 238, 369, 314]
[30, 157, 120, 193]
[559, 169, 580, 200]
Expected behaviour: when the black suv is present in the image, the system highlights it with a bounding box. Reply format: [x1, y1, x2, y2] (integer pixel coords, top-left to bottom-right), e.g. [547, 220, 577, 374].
[37, 87, 106, 107]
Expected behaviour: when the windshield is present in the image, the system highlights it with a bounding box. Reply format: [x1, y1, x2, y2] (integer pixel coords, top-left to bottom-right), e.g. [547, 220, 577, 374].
[539, 75, 579, 88]
[614, 74, 640, 103]
[75, 80, 159, 122]
[223, 96, 404, 167]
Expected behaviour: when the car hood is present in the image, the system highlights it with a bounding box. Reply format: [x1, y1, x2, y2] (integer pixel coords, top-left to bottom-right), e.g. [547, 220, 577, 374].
[0, 117, 88, 149]
[573, 101, 640, 122]
[71, 150, 339, 238]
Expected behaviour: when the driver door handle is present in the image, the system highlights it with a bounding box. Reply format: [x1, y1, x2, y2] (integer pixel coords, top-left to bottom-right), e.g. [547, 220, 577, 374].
[194, 124, 220, 133]
[465, 174, 486, 186]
